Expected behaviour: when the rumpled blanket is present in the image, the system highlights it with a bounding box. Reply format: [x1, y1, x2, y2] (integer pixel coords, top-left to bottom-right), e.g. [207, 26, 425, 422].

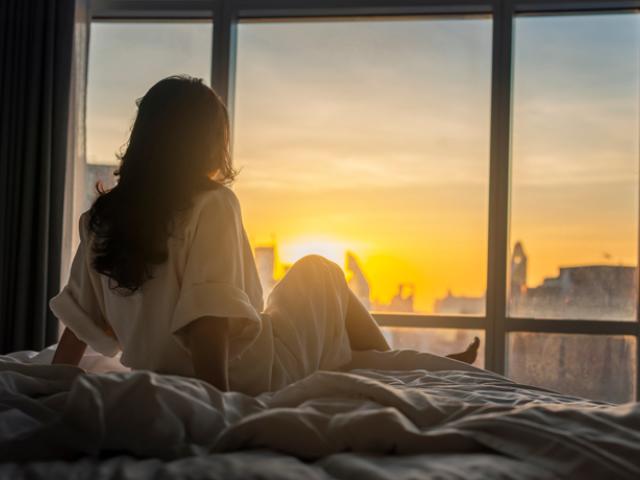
[1, 349, 639, 479]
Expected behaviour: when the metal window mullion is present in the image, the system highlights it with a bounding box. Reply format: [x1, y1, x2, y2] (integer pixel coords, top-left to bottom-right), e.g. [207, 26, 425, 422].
[89, 0, 640, 19]
[211, 0, 237, 107]
[91, 0, 216, 19]
[232, 0, 493, 18]
[637, 21, 640, 402]
[484, 0, 513, 376]
[374, 313, 486, 330]
[513, 0, 640, 14]
[507, 318, 640, 336]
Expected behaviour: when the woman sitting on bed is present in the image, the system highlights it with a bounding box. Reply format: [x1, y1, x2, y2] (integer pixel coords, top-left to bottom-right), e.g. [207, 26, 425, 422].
[50, 76, 479, 395]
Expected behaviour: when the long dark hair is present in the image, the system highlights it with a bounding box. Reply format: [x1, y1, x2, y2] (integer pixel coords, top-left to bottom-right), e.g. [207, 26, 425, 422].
[89, 75, 236, 292]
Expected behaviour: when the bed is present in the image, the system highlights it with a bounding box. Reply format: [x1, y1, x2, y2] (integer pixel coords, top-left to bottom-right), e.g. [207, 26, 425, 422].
[1, 348, 639, 479]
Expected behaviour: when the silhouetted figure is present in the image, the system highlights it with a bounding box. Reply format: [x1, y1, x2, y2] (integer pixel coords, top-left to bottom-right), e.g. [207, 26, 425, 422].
[50, 76, 479, 396]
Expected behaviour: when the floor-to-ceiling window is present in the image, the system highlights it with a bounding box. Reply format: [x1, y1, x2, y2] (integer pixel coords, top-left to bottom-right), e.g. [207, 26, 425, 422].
[506, 11, 640, 403]
[76, 0, 640, 403]
[232, 16, 492, 365]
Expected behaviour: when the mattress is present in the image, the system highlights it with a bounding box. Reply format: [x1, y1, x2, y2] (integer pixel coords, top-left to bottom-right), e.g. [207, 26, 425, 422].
[1, 348, 638, 479]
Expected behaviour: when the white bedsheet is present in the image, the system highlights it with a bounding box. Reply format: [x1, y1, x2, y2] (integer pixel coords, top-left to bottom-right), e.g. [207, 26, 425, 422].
[1, 349, 639, 479]
[0, 451, 555, 480]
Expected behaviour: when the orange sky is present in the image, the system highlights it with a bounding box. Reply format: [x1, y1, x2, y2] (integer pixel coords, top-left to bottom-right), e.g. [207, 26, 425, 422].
[86, 14, 639, 314]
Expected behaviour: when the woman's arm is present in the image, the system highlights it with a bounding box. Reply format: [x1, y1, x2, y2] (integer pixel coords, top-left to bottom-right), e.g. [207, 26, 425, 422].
[183, 316, 230, 391]
[52, 327, 87, 366]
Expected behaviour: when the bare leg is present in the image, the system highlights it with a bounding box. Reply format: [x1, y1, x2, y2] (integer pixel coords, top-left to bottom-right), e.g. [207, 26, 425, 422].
[446, 337, 480, 364]
[344, 289, 481, 364]
[286, 256, 479, 363]
[345, 289, 391, 351]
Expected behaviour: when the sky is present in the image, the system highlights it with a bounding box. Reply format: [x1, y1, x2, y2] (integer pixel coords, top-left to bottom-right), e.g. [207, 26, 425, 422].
[511, 14, 639, 294]
[86, 13, 640, 315]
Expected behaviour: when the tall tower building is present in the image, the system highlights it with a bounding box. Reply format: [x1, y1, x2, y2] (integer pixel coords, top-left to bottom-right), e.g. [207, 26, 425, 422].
[346, 251, 371, 310]
[510, 241, 528, 301]
[255, 246, 276, 300]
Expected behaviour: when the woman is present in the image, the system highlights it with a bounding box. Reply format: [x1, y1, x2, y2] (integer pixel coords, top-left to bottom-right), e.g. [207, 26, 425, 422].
[51, 76, 479, 395]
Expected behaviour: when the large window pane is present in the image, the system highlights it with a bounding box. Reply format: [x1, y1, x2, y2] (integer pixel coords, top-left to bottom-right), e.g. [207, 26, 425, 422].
[382, 327, 485, 368]
[233, 18, 492, 315]
[509, 13, 640, 320]
[86, 22, 212, 211]
[507, 332, 637, 403]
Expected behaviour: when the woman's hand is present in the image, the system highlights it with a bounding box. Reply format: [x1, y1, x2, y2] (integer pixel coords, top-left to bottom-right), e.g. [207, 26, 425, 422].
[52, 327, 87, 366]
[183, 316, 230, 391]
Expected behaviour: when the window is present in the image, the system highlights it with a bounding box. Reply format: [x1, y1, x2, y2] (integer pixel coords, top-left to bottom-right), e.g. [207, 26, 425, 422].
[505, 10, 640, 403]
[509, 13, 640, 321]
[80, 1, 640, 404]
[233, 18, 492, 316]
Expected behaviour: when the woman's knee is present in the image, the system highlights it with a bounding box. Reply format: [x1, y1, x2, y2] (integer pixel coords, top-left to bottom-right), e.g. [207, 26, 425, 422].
[291, 255, 341, 274]
[279, 255, 345, 287]
[267, 254, 350, 314]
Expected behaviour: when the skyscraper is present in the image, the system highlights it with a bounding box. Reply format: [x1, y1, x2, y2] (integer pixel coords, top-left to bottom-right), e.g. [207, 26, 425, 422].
[346, 252, 371, 310]
[255, 246, 277, 301]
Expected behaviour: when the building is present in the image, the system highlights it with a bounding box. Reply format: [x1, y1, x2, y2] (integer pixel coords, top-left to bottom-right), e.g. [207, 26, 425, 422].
[85, 164, 117, 209]
[512, 264, 636, 320]
[346, 252, 371, 310]
[433, 240, 635, 320]
[510, 241, 527, 299]
[255, 245, 277, 301]
[433, 291, 484, 315]
[373, 284, 415, 313]
[507, 241, 635, 319]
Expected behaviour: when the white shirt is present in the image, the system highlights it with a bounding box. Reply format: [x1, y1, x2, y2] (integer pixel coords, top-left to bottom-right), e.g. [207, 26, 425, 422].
[51, 186, 276, 393]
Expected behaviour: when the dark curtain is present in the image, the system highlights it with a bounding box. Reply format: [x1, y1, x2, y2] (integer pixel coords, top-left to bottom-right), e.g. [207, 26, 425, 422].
[0, 0, 75, 353]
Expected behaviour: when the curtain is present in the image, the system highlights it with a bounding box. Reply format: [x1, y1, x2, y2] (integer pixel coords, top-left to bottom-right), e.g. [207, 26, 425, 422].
[0, 0, 76, 353]
[60, 0, 89, 287]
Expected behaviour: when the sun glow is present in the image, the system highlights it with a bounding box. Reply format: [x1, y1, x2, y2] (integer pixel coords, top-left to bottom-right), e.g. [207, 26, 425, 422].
[278, 237, 349, 272]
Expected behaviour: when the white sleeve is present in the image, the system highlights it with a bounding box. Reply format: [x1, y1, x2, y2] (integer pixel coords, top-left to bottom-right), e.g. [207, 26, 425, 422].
[170, 190, 262, 360]
[49, 214, 120, 357]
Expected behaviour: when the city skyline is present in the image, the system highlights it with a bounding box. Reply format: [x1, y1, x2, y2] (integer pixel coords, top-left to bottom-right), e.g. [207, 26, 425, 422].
[251, 234, 636, 319]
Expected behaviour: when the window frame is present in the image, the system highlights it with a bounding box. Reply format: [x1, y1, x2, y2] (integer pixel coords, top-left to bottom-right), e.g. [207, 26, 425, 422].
[88, 0, 640, 399]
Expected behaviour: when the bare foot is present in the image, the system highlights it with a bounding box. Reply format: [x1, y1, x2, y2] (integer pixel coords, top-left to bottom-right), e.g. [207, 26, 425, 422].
[446, 336, 480, 364]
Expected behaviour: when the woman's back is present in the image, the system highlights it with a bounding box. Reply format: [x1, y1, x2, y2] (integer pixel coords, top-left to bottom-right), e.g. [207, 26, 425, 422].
[51, 186, 266, 379]
[50, 76, 392, 395]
